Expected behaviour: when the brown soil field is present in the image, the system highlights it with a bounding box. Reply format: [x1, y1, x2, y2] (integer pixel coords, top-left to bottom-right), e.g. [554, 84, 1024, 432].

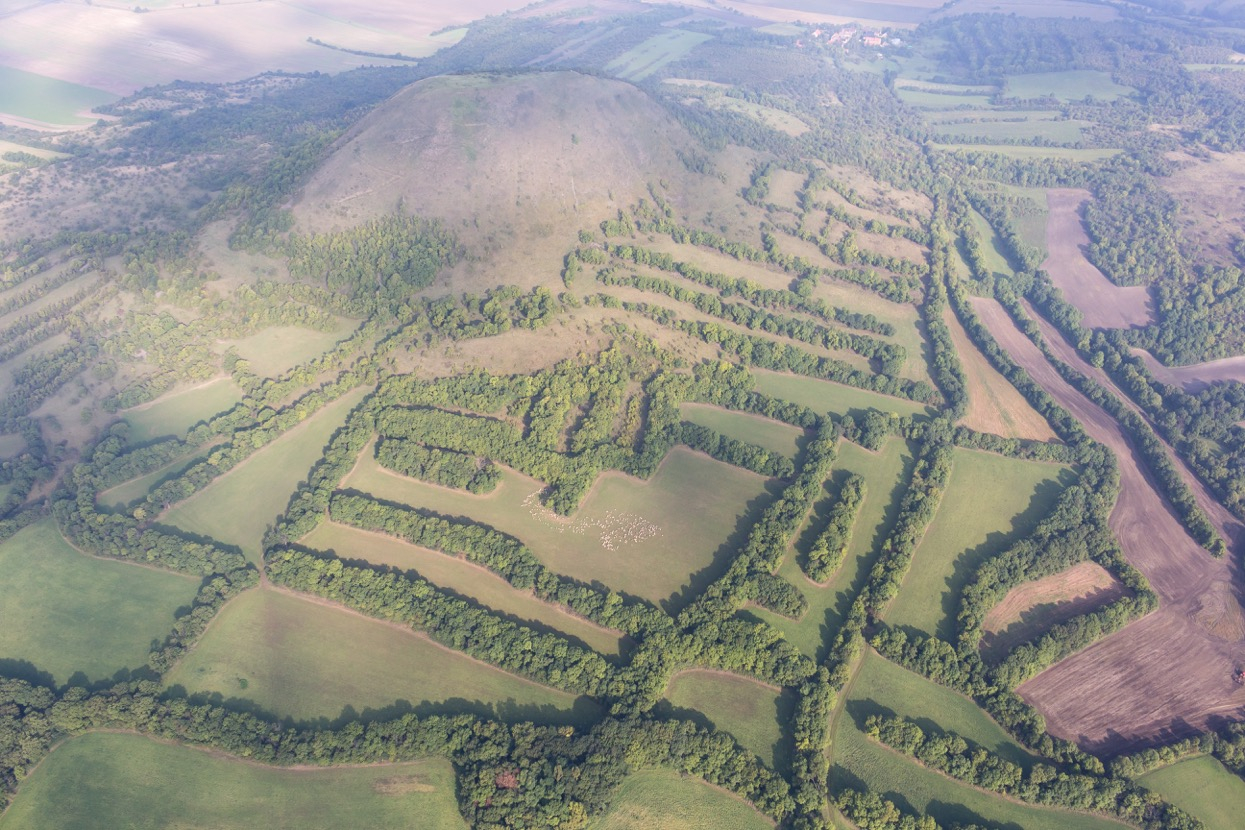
[980, 562, 1127, 661]
[942, 306, 1057, 441]
[972, 296, 1245, 752]
[1041, 189, 1154, 329]
[1132, 348, 1245, 393]
[1163, 150, 1245, 266]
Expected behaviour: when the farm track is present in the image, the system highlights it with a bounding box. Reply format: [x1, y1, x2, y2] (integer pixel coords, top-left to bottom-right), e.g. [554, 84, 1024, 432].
[1041, 189, 1154, 329]
[972, 296, 1245, 752]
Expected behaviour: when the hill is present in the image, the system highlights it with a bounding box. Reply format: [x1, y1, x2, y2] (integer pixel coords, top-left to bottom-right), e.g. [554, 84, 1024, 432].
[295, 71, 702, 283]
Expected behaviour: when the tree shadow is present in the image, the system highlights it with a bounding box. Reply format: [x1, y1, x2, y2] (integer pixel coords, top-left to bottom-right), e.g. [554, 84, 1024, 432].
[0, 658, 55, 688]
[933, 474, 1072, 643]
[663, 477, 785, 614]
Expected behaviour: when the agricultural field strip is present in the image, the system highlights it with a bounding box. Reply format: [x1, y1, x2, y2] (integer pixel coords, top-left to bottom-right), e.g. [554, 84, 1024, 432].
[973, 297, 1245, 750]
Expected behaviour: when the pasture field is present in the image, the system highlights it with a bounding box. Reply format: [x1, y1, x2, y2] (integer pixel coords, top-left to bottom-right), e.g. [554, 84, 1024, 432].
[590, 769, 773, 830]
[886, 449, 1072, 640]
[605, 30, 714, 81]
[0, 66, 115, 127]
[162, 387, 368, 562]
[164, 586, 592, 724]
[999, 184, 1051, 254]
[931, 117, 1087, 143]
[680, 403, 804, 457]
[844, 650, 1035, 766]
[750, 438, 915, 659]
[767, 168, 809, 211]
[1005, 70, 1134, 101]
[936, 143, 1121, 161]
[1138, 755, 1245, 830]
[226, 320, 358, 378]
[122, 377, 243, 443]
[943, 307, 1057, 441]
[0, 520, 198, 684]
[0, 732, 466, 830]
[99, 446, 216, 508]
[301, 520, 626, 654]
[344, 446, 775, 606]
[968, 207, 1014, 278]
[895, 88, 996, 109]
[834, 656, 1125, 830]
[751, 368, 933, 419]
[663, 670, 785, 769]
[980, 561, 1127, 662]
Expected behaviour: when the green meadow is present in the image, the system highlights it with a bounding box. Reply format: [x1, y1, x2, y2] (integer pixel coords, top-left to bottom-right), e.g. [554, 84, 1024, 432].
[0, 732, 466, 830]
[887, 449, 1071, 640]
[0, 520, 198, 684]
[164, 587, 594, 724]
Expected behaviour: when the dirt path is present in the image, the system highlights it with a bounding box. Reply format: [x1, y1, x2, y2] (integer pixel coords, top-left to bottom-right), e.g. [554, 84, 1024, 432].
[972, 297, 1245, 752]
[1041, 190, 1154, 329]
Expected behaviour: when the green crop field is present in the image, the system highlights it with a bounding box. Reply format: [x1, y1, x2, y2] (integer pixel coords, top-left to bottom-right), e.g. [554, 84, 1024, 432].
[0, 732, 466, 830]
[605, 30, 714, 81]
[301, 520, 625, 654]
[834, 655, 1125, 830]
[163, 387, 368, 562]
[123, 377, 243, 443]
[750, 438, 915, 660]
[1005, 70, 1134, 101]
[664, 670, 785, 769]
[752, 369, 933, 420]
[680, 404, 804, 458]
[0, 66, 116, 127]
[590, 769, 773, 830]
[165, 586, 594, 723]
[1138, 755, 1245, 830]
[0, 520, 198, 684]
[887, 449, 1072, 639]
[344, 446, 775, 605]
[227, 321, 357, 378]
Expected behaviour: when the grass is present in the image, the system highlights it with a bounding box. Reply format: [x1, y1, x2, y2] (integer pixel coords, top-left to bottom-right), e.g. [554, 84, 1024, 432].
[833, 654, 1125, 830]
[0, 520, 199, 684]
[164, 586, 595, 725]
[680, 403, 804, 458]
[301, 520, 625, 655]
[935, 144, 1121, 161]
[931, 118, 1087, 143]
[1138, 755, 1245, 830]
[751, 368, 933, 419]
[664, 670, 785, 769]
[605, 30, 714, 81]
[749, 438, 915, 660]
[226, 321, 357, 378]
[0, 66, 116, 126]
[590, 769, 773, 830]
[887, 449, 1072, 640]
[1005, 70, 1133, 102]
[344, 446, 775, 607]
[0, 139, 65, 160]
[99, 445, 215, 508]
[162, 387, 369, 563]
[122, 377, 243, 443]
[896, 88, 997, 109]
[968, 208, 1015, 279]
[0, 732, 466, 830]
[0, 433, 24, 457]
[844, 650, 1035, 766]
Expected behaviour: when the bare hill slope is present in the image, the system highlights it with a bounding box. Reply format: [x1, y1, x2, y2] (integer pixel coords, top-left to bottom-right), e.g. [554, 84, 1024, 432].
[294, 71, 701, 284]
